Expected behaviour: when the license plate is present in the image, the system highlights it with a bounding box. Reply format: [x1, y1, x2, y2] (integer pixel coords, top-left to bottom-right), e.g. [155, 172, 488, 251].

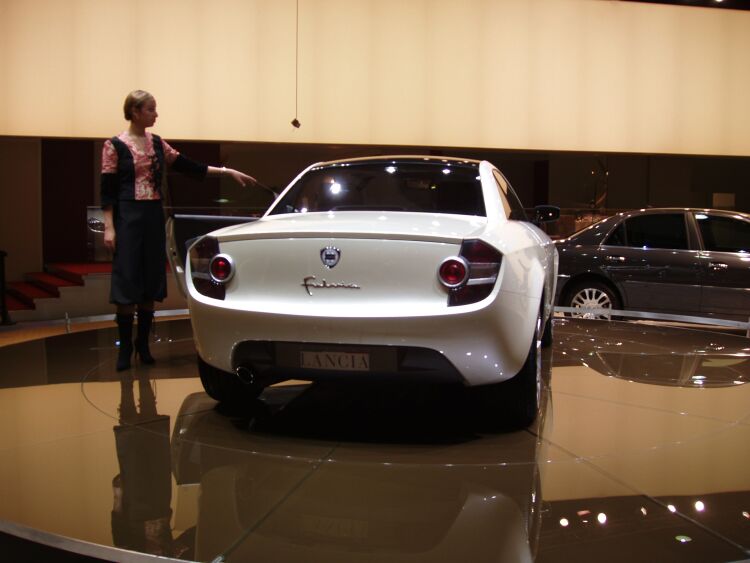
[300, 351, 370, 371]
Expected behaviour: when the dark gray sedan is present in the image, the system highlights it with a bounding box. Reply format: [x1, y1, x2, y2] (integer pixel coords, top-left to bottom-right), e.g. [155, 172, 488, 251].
[555, 208, 750, 321]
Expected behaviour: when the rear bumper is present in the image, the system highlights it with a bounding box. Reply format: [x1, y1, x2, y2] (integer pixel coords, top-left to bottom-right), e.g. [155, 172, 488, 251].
[231, 341, 465, 385]
[188, 288, 539, 387]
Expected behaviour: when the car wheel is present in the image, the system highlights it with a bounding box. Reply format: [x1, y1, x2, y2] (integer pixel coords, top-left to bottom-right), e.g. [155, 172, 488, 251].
[565, 280, 621, 320]
[474, 314, 541, 429]
[197, 355, 264, 404]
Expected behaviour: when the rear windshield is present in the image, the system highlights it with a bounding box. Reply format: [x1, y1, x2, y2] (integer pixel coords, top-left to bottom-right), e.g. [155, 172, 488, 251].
[268, 161, 486, 217]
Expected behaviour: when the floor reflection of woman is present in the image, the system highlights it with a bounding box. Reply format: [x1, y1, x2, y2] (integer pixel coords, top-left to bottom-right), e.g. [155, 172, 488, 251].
[112, 373, 194, 558]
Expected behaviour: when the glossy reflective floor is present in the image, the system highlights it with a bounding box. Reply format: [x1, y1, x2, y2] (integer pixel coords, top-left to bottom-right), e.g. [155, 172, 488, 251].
[0, 318, 749, 562]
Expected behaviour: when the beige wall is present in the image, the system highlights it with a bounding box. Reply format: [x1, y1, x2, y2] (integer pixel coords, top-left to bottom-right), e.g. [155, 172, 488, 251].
[0, 138, 41, 280]
[0, 0, 748, 156]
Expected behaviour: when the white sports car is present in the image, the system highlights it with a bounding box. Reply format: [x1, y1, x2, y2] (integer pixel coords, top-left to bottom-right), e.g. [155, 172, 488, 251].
[174, 156, 559, 426]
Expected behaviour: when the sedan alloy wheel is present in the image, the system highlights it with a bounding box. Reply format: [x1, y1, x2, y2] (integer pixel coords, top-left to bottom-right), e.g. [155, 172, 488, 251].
[567, 283, 620, 320]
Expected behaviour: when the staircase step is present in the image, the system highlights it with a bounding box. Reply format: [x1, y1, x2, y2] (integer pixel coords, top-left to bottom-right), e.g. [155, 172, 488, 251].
[26, 272, 80, 296]
[4, 294, 32, 312]
[46, 262, 112, 284]
[7, 281, 56, 309]
[2, 263, 185, 321]
[4, 264, 112, 314]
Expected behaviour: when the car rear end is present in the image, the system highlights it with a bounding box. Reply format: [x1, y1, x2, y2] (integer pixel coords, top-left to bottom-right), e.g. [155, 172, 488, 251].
[186, 158, 544, 388]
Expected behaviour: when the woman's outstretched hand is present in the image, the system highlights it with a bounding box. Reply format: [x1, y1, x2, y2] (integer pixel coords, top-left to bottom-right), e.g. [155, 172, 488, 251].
[226, 168, 256, 187]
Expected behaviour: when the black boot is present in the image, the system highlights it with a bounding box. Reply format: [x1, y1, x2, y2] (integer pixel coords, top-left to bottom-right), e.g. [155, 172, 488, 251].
[135, 309, 155, 365]
[116, 313, 134, 371]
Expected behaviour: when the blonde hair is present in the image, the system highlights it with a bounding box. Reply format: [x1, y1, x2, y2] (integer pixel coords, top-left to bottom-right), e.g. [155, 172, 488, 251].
[123, 90, 154, 121]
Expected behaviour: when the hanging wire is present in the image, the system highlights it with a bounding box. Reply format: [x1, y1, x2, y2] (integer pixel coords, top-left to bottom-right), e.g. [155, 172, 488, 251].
[291, 0, 301, 128]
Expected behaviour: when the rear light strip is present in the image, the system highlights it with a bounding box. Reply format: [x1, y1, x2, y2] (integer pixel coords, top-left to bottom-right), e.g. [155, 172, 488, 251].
[465, 262, 499, 285]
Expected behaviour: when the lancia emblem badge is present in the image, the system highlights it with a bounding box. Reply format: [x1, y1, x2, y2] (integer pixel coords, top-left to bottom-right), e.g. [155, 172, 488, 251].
[320, 246, 341, 268]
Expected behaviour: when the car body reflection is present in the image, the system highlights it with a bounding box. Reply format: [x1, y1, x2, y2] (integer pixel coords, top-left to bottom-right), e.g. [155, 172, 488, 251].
[169, 357, 552, 563]
[552, 318, 750, 388]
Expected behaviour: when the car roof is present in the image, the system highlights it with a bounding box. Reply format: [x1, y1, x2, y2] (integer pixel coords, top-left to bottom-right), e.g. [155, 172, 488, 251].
[311, 155, 482, 167]
[563, 207, 750, 244]
[617, 207, 749, 216]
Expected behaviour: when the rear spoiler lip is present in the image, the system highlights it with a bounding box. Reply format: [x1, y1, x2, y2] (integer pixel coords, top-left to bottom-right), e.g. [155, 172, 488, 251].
[171, 213, 259, 222]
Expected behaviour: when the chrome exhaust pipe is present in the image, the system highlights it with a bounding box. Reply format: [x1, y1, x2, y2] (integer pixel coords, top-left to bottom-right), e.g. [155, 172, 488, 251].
[235, 366, 255, 386]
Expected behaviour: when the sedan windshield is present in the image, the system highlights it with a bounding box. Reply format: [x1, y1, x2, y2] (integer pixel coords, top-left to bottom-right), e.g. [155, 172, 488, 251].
[268, 161, 486, 217]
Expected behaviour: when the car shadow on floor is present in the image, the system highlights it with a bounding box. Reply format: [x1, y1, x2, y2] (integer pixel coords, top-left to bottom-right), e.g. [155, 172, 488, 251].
[215, 348, 552, 445]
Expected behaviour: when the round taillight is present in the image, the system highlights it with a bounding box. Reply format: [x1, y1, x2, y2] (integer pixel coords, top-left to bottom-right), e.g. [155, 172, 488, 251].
[209, 254, 234, 283]
[438, 257, 468, 288]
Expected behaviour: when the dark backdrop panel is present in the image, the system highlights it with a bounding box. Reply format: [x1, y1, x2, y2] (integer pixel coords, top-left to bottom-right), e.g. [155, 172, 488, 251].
[42, 139, 94, 264]
[691, 157, 750, 210]
[649, 156, 692, 208]
[607, 155, 649, 210]
[549, 155, 607, 209]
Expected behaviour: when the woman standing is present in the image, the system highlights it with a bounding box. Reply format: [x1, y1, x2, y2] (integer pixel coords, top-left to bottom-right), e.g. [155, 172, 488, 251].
[102, 90, 255, 371]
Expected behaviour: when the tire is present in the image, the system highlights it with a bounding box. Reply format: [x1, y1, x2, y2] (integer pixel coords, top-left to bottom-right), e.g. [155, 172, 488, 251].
[197, 355, 264, 405]
[564, 280, 622, 320]
[474, 313, 541, 430]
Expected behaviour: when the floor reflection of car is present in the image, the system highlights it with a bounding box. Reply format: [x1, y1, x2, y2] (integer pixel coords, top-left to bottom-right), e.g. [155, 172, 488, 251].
[554, 208, 750, 321]
[171, 376, 551, 563]
[169, 156, 559, 428]
[553, 317, 750, 388]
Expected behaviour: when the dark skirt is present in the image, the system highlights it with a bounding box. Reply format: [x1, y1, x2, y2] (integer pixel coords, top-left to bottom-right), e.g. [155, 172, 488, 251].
[110, 200, 167, 305]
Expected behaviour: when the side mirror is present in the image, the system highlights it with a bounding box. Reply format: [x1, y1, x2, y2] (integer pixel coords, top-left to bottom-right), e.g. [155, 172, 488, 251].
[532, 205, 560, 225]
